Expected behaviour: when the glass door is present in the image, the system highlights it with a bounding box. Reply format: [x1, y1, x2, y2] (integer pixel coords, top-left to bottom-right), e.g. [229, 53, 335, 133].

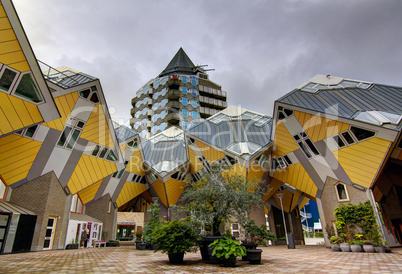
[43, 217, 57, 250]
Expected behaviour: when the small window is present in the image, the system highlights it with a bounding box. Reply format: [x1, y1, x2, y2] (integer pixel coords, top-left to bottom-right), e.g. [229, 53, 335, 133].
[283, 155, 292, 165]
[108, 200, 111, 213]
[106, 148, 118, 162]
[278, 111, 285, 120]
[70, 194, 83, 213]
[112, 171, 118, 178]
[15, 125, 38, 139]
[117, 169, 125, 179]
[293, 135, 300, 141]
[277, 157, 286, 168]
[336, 183, 349, 201]
[92, 145, 101, 156]
[57, 118, 85, 149]
[341, 131, 355, 145]
[99, 147, 108, 159]
[149, 173, 157, 183]
[14, 73, 43, 103]
[272, 158, 279, 170]
[300, 132, 307, 138]
[284, 109, 293, 117]
[57, 126, 73, 147]
[298, 142, 312, 158]
[333, 135, 346, 148]
[350, 126, 375, 141]
[90, 92, 99, 103]
[79, 89, 91, 98]
[0, 68, 17, 92]
[305, 139, 320, 156]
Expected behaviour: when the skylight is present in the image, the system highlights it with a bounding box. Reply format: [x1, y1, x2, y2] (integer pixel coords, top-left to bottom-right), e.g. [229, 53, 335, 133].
[301, 79, 372, 93]
[227, 142, 261, 156]
[355, 111, 402, 126]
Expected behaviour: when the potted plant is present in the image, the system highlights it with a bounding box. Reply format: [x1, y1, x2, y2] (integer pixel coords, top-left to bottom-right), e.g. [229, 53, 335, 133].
[135, 227, 147, 250]
[178, 165, 265, 261]
[66, 239, 79, 250]
[350, 234, 363, 252]
[209, 237, 246, 267]
[152, 220, 198, 264]
[329, 236, 342, 252]
[106, 240, 120, 247]
[242, 220, 275, 264]
[144, 201, 163, 250]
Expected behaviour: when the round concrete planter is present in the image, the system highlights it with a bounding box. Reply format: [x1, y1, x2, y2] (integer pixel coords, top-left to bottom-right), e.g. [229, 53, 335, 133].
[350, 245, 362, 252]
[363, 244, 375, 253]
[340, 243, 351, 252]
[168, 252, 184, 264]
[331, 244, 341, 252]
[246, 249, 262, 264]
[374, 246, 386, 253]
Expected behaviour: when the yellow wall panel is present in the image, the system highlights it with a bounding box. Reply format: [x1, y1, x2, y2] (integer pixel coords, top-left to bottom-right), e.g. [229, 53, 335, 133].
[188, 146, 203, 173]
[294, 111, 350, 142]
[336, 138, 390, 188]
[152, 180, 167, 207]
[273, 121, 299, 156]
[0, 135, 41, 185]
[42, 92, 79, 131]
[299, 197, 310, 210]
[78, 179, 102, 204]
[0, 29, 16, 43]
[80, 104, 114, 147]
[8, 61, 29, 72]
[67, 155, 117, 194]
[126, 149, 144, 175]
[291, 191, 302, 211]
[0, 40, 21, 54]
[0, 108, 12, 135]
[195, 140, 225, 164]
[273, 191, 293, 212]
[273, 163, 317, 198]
[0, 51, 25, 65]
[116, 181, 147, 207]
[263, 178, 282, 201]
[165, 178, 186, 207]
[0, 17, 11, 30]
[0, 4, 6, 17]
[247, 163, 265, 182]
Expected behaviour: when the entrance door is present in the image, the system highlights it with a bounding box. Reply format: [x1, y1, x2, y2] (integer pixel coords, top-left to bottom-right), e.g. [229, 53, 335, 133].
[43, 217, 57, 250]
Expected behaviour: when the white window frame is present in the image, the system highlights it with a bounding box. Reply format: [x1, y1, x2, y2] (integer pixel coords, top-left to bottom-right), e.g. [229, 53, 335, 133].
[335, 183, 350, 202]
[0, 64, 20, 94]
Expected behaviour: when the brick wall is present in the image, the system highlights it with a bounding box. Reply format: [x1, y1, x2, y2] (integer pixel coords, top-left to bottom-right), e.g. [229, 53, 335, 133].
[10, 171, 70, 251]
[320, 176, 369, 246]
[85, 195, 117, 241]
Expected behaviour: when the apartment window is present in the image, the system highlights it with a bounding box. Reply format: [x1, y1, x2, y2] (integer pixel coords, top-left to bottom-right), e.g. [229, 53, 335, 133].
[92, 145, 101, 156]
[180, 76, 188, 84]
[257, 154, 269, 168]
[57, 118, 85, 149]
[192, 111, 199, 119]
[149, 173, 157, 183]
[15, 124, 39, 139]
[99, 147, 109, 159]
[283, 155, 293, 165]
[127, 140, 138, 148]
[191, 99, 198, 108]
[181, 109, 188, 118]
[0, 176, 7, 200]
[333, 135, 346, 148]
[336, 183, 349, 202]
[70, 194, 83, 214]
[106, 148, 118, 162]
[341, 131, 355, 145]
[14, 73, 43, 103]
[131, 174, 142, 183]
[181, 86, 188, 95]
[79, 86, 99, 103]
[293, 131, 320, 158]
[117, 169, 125, 179]
[350, 126, 375, 141]
[171, 171, 186, 181]
[108, 200, 112, 213]
[190, 76, 198, 86]
[181, 97, 188, 106]
[0, 66, 18, 93]
[278, 107, 294, 120]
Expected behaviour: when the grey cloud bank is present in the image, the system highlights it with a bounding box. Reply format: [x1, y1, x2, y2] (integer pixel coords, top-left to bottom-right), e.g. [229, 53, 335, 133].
[13, 0, 402, 125]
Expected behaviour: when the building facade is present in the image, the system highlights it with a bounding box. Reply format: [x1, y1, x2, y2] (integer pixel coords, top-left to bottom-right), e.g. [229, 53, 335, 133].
[130, 48, 227, 139]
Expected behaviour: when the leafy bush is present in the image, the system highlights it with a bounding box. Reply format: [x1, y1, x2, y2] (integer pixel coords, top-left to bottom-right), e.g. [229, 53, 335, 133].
[209, 237, 246, 259]
[152, 220, 198, 254]
[143, 201, 163, 243]
[135, 227, 143, 241]
[330, 236, 342, 244]
[244, 220, 276, 246]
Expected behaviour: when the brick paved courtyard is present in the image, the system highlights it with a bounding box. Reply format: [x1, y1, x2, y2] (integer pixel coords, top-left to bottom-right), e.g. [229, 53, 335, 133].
[0, 245, 401, 273]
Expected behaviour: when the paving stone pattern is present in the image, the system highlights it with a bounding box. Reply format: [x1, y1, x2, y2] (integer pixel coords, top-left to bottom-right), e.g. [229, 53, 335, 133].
[0, 245, 401, 273]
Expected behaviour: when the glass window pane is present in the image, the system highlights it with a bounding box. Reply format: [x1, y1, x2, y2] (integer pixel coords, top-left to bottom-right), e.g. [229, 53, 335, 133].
[66, 129, 81, 149]
[106, 148, 118, 162]
[79, 89, 90, 98]
[25, 125, 38, 138]
[283, 155, 292, 165]
[298, 141, 312, 158]
[305, 139, 320, 155]
[43, 239, 50, 248]
[350, 126, 375, 141]
[90, 92, 99, 103]
[57, 127, 72, 147]
[337, 184, 347, 200]
[99, 148, 108, 158]
[14, 73, 43, 102]
[47, 218, 54, 227]
[0, 68, 17, 92]
[333, 135, 346, 147]
[341, 131, 355, 144]
[92, 145, 100, 156]
[45, 228, 52, 237]
[76, 121, 85, 128]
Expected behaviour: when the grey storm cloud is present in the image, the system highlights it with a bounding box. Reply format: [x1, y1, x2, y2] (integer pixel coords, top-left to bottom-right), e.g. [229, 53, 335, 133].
[13, 0, 402, 125]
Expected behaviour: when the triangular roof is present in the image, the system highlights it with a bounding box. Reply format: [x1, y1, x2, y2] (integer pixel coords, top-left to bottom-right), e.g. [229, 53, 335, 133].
[158, 47, 196, 77]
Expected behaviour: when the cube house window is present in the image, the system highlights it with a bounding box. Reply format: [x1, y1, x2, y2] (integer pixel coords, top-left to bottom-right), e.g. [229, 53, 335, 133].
[0, 68, 17, 92]
[336, 183, 349, 201]
[14, 73, 43, 102]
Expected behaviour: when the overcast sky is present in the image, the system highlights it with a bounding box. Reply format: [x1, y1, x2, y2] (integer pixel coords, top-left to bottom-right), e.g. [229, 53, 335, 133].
[13, 0, 402, 126]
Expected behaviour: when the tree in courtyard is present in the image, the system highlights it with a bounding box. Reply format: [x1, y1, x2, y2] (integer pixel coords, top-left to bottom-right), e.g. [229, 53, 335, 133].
[178, 165, 265, 236]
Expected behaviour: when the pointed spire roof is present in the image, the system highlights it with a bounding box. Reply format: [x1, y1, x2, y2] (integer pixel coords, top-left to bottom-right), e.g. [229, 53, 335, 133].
[158, 48, 196, 77]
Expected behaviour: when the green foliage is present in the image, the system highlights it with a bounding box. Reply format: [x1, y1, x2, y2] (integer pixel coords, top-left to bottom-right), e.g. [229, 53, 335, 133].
[152, 220, 198, 254]
[330, 236, 342, 244]
[244, 220, 276, 245]
[334, 201, 384, 245]
[143, 201, 163, 243]
[135, 227, 143, 241]
[179, 165, 265, 236]
[209, 237, 246, 259]
[107, 240, 120, 247]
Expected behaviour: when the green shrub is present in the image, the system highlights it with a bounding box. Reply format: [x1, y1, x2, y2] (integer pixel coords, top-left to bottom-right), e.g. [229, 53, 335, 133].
[152, 220, 198, 254]
[209, 237, 246, 259]
[330, 236, 342, 244]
